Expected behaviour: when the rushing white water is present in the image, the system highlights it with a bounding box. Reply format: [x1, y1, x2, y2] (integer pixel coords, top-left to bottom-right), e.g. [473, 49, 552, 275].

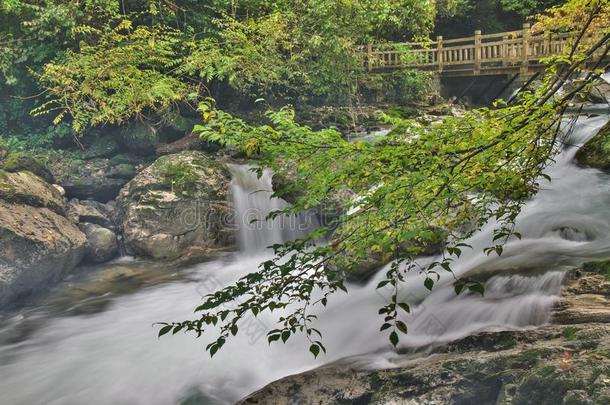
[228, 164, 314, 253]
[0, 113, 609, 405]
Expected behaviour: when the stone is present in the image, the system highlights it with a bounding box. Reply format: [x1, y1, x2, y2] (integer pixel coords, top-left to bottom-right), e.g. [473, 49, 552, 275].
[52, 184, 66, 196]
[0, 201, 87, 306]
[79, 222, 118, 264]
[242, 266, 610, 404]
[116, 151, 233, 261]
[0, 170, 66, 214]
[0, 152, 55, 184]
[39, 150, 145, 202]
[553, 269, 610, 325]
[242, 323, 610, 405]
[67, 199, 114, 228]
[575, 121, 610, 172]
[82, 135, 120, 159]
[118, 121, 166, 156]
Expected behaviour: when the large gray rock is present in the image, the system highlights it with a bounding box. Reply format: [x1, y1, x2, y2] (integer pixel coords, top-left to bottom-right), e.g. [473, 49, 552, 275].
[0, 170, 66, 214]
[79, 222, 119, 264]
[116, 151, 233, 261]
[39, 151, 144, 202]
[67, 199, 115, 229]
[0, 201, 87, 306]
[0, 152, 55, 183]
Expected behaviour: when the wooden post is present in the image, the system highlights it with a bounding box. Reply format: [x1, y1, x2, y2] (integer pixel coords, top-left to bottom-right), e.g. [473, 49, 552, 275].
[474, 30, 481, 75]
[521, 23, 531, 76]
[502, 35, 508, 66]
[437, 36, 444, 72]
[367, 44, 372, 72]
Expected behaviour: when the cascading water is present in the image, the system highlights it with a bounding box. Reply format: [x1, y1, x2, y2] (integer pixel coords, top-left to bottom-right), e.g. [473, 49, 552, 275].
[0, 113, 608, 404]
[228, 164, 313, 253]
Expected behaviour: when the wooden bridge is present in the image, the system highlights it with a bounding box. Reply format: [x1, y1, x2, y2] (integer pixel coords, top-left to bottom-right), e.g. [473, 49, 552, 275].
[364, 23, 601, 77]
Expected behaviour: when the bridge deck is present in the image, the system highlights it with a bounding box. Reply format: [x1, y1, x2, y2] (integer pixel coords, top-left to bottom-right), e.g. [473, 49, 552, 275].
[364, 24, 605, 76]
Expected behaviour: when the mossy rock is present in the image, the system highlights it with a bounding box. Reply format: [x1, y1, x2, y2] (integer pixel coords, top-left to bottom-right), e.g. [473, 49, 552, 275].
[116, 151, 233, 261]
[82, 136, 120, 159]
[575, 121, 610, 172]
[1, 152, 55, 184]
[582, 260, 610, 280]
[0, 170, 65, 214]
[118, 121, 167, 156]
[34, 149, 145, 202]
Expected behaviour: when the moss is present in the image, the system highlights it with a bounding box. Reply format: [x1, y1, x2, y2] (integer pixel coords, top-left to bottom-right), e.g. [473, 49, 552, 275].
[575, 121, 610, 171]
[513, 364, 583, 405]
[1, 152, 55, 183]
[563, 327, 580, 341]
[163, 162, 198, 192]
[582, 260, 610, 281]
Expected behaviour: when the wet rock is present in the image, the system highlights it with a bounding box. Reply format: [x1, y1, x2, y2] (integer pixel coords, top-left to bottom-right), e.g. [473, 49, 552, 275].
[82, 135, 120, 159]
[0, 201, 87, 306]
[0, 170, 66, 214]
[116, 151, 233, 261]
[553, 269, 610, 325]
[328, 227, 447, 283]
[242, 265, 610, 405]
[241, 324, 610, 405]
[67, 199, 115, 229]
[0, 152, 55, 184]
[39, 151, 145, 202]
[79, 222, 118, 264]
[575, 120, 610, 172]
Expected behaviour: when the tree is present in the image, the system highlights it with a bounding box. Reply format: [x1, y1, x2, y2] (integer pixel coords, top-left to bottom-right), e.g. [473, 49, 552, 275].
[159, 1, 610, 356]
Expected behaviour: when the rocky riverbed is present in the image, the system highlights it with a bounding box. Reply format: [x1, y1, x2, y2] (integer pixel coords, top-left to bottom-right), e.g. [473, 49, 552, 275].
[242, 268, 610, 405]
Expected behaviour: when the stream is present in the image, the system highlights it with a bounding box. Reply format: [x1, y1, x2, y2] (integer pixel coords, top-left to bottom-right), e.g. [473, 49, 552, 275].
[0, 113, 609, 405]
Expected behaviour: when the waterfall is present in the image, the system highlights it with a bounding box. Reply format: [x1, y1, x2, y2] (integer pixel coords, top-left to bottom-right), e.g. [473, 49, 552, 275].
[0, 114, 608, 405]
[228, 164, 313, 253]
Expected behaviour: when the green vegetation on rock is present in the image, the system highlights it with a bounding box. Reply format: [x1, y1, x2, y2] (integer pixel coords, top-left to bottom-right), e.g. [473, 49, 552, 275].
[576, 121, 610, 172]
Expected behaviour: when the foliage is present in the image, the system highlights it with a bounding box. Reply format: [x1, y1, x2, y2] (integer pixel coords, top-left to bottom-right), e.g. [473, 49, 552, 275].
[533, 0, 610, 32]
[435, 0, 563, 36]
[358, 70, 434, 105]
[33, 20, 193, 132]
[28, 0, 440, 135]
[157, 4, 610, 355]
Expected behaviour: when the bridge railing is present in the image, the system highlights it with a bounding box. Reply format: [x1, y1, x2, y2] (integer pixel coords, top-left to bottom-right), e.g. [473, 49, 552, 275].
[364, 24, 601, 75]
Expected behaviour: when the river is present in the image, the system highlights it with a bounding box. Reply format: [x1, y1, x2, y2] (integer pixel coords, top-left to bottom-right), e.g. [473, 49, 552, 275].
[0, 113, 609, 404]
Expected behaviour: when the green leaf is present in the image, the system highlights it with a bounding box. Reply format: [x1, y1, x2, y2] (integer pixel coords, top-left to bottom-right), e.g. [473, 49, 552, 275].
[158, 324, 173, 338]
[396, 321, 408, 334]
[389, 331, 399, 347]
[424, 277, 434, 291]
[309, 344, 320, 358]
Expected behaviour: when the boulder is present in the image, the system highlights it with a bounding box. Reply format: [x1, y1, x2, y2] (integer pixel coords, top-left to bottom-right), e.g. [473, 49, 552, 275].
[0, 152, 55, 183]
[39, 151, 145, 202]
[67, 199, 115, 229]
[116, 151, 233, 261]
[575, 121, 610, 172]
[82, 135, 120, 159]
[0, 170, 65, 214]
[0, 201, 87, 306]
[79, 222, 118, 264]
[118, 121, 166, 156]
[327, 227, 447, 283]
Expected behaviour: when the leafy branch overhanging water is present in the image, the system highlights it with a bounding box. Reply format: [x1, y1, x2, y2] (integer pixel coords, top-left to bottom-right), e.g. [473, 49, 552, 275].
[156, 3, 610, 357]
